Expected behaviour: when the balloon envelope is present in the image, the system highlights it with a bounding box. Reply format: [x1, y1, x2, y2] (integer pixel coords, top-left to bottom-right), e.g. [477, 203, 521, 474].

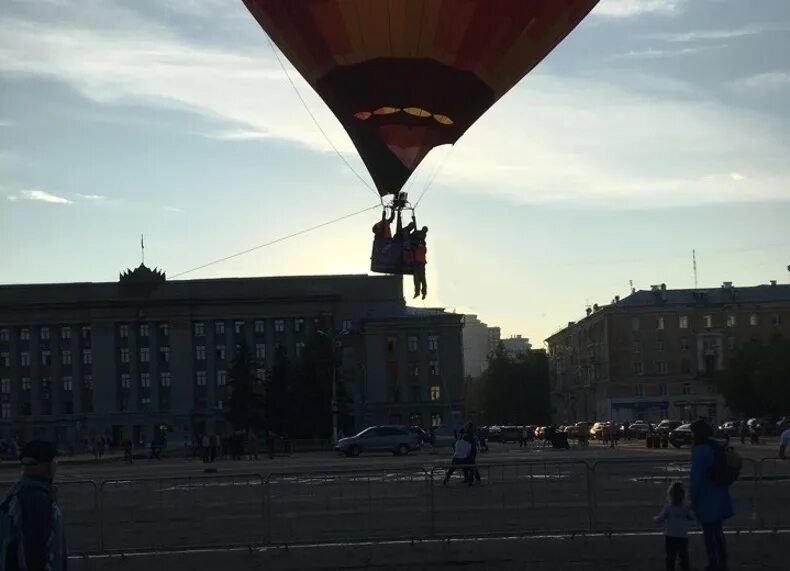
[242, 0, 599, 197]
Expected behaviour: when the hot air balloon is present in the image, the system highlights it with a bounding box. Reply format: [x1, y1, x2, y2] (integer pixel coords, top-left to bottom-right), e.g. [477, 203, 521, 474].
[241, 0, 599, 274]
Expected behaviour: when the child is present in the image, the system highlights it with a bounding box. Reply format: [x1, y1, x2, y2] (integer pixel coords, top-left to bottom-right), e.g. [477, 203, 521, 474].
[654, 481, 694, 571]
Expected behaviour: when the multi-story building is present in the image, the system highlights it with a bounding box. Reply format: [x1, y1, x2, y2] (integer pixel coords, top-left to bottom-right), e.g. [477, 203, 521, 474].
[546, 281, 790, 424]
[462, 315, 498, 379]
[0, 266, 464, 448]
[502, 335, 532, 357]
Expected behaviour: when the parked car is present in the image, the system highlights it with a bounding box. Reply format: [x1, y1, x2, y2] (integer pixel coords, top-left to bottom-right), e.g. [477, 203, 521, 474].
[534, 426, 548, 440]
[403, 425, 430, 445]
[669, 424, 693, 448]
[629, 421, 654, 439]
[336, 426, 420, 457]
[590, 422, 610, 440]
[500, 426, 522, 443]
[718, 420, 742, 437]
[431, 424, 460, 449]
[564, 425, 579, 439]
[656, 420, 683, 435]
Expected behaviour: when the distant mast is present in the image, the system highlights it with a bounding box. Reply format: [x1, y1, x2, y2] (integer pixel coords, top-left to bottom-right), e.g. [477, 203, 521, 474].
[141, 234, 145, 265]
[693, 249, 698, 289]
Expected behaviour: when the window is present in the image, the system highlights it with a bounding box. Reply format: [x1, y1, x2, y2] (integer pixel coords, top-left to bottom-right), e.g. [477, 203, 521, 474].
[216, 370, 226, 386]
[216, 399, 223, 410]
[160, 323, 169, 337]
[682, 383, 691, 395]
[215, 321, 225, 335]
[160, 347, 170, 363]
[40, 327, 50, 340]
[255, 344, 266, 360]
[632, 341, 641, 354]
[1, 403, 11, 419]
[21, 352, 30, 367]
[703, 315, 713, 328]
[81, 326, 91, 340]
[0, 329, 8, 342]
[83, 375, 93, 389]
[256, 369, 266, 381]
[117, 324, 128, 339]
[772, 314, 782, 326]
[295, 318, 305, 333]
[431, 413, 442, 427]
[387, 336, 398, 354]
[216, 345, 226, 361]
[20, 328, 30, 341]
[680, 337, 690, 351]
[429, 360, 440, 377]
[160, 372, 171, 387]
[1, 352, 8, 367]
[749, 314, 758, 326]
[196, 371, 207, 386]
[141, 396, 152, 407]
[656, 340, 665, 352]
[22, 377, 31, 391]
[274, 319, 285, 333]
[63, 376, 72, 392]
[61, 326, 70, 340]
[254, 320, 265, 334]
[407, 336, 418, 353]
[121, 374, 131, 388]
[140, 373, 151, 388]
[120, 348, 130, 363]
[295, 342, 305, 358]
[428, 335, 439, 351]
[139, 324, 149, 337]
[410, 363, 419, 378]
[430, 386, 441, 401]
[195, 346, 206, 361]
[41, 350, 51, 366]
[631, 317, 640, 332]
[656, 317, 664, 330]
[726, 314, 736, 327]
[342, 319, 352, 332]
[659, 383, 667, 396]
[0, 378, 9, 393]
[194, 322, 207, 337]
[235, 321, 245, 334]
[681, 358, 691, 374]
[387, 361, 398, 383]
[635, 383, 644, 397]
[139, 348, 150, 363]
[657, 361, 668, 375]
[633, 361, 644, 376]
[61, 350, 71, 365]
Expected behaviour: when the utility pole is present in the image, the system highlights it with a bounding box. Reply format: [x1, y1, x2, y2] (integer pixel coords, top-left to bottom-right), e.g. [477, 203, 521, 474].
[317, 328, 349, 445]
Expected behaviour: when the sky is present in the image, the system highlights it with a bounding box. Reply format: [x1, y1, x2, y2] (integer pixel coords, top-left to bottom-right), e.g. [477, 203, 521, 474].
[1, 0, 789, 345]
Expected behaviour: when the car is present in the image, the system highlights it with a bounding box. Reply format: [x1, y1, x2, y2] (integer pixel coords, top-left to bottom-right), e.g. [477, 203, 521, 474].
[669, 424, 693, 448]
[564, 425, 579, 439]
[629, 421, 654, 439]
[590, 422, 610, 440]
[500, 426, 522, 443]
[718, 420, 742, 437]
[430, 424, 460, 448]
[335, 425, 420, 457]
[534, 426, 548, 440]
[403, 425, 430, 445]
[656, 420, 683, 435]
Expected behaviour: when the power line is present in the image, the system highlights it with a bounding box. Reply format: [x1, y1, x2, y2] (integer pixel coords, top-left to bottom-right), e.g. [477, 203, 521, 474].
[266, 34, 381, 203]
[170, 204, 380, 279]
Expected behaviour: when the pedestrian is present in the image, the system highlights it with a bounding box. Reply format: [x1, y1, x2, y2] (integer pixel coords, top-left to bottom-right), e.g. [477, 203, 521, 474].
[654, 481, 693, 570]
[520, 426, 529, 448]
[0, 441, 67, 570]
[749, 422, 760, 445]
[779, 425, 790, 460]
[739, 421, 747, 446]
[123, 439, 133, 464]
[689, 419, 734, 571]
[201, 434, 210, 463]
[464, 423, 482, 486]
[442, 429, 472, 486]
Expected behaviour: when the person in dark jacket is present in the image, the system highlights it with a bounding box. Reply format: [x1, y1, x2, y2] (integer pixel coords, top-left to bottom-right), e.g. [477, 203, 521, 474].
[1, 440, 67, 571]
[463, 424, 482, 486]
[689, 419, 734, 571]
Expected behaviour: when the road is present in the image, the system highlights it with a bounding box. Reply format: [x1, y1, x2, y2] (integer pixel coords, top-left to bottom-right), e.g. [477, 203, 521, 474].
[1, 440, 786, 554]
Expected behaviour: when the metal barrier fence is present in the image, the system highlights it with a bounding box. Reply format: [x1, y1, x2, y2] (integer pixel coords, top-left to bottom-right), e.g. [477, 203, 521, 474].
[1, 457, 788, 553]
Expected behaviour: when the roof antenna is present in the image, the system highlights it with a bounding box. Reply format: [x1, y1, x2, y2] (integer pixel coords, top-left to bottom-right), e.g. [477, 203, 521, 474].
[141, 234, 145, 266]
[693, 249, 698, 289]
[629, 280, 634, 294]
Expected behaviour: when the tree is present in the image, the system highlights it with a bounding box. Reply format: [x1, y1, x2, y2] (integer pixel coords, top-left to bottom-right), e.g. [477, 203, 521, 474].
[717, 334, 790, 418]
[225, 341, 266, 435]
[465, 345, 552, 426]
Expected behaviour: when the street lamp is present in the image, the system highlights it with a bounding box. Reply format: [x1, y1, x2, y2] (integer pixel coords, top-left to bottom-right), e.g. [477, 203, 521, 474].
[317, 328, 349, 445]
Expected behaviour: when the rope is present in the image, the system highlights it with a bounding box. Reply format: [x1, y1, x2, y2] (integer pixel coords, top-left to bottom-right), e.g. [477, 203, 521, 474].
[266, 34, 382, 203]
[413, 145, 455, 209]
[170, 204, 381, 279]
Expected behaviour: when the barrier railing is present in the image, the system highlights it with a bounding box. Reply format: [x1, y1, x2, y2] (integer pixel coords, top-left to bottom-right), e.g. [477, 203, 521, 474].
[1, 456, 787, 553]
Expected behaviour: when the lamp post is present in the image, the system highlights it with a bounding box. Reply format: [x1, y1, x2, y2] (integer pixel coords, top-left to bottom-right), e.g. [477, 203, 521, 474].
[317, 328, 349, 445]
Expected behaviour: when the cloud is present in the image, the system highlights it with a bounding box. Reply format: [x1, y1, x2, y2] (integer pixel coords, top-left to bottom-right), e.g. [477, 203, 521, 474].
[730, 172, 747, 181]
[0, 120, 12, 127]
[76, 193, 105, 200]
[163, 206, 184, 213]
[594, 0, 685, 18]
[6, 195, 18, 201]
[208, 129, 270, 141]
[645, 23, 790, 44]
[608, 44, 725, 60]
[731, 71, 790, 93]
[18, 189, 72, 204]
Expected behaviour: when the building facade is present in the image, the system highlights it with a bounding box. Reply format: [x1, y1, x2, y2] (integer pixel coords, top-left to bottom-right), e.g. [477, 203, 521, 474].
[0, 267, 464, 448]
[501, 335, 532, 357]
[546, 281, 790, 425]
[462, 315, 497, 379]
